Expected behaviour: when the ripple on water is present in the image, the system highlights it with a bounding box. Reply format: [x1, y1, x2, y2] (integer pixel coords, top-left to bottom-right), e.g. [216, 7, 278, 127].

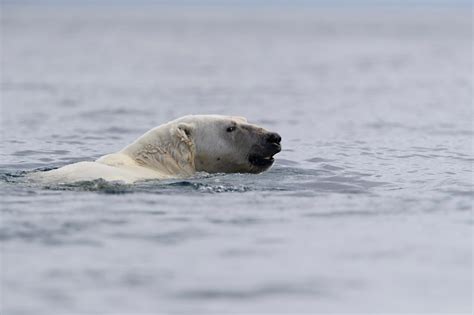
[0, 162, 390, 197]
[11, 150, 70, 156]
[305, 157, 332, 163]
[173, 279, 329, 300]
[111, 228, 208, 245]
[0, 221, 103, 247]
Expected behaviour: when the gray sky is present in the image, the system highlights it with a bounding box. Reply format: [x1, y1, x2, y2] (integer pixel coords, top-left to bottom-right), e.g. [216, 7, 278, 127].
[3, 0, 472, 6]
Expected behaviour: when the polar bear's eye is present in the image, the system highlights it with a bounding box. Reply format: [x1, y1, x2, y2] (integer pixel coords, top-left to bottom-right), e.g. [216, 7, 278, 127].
[226, 126, 236, 132]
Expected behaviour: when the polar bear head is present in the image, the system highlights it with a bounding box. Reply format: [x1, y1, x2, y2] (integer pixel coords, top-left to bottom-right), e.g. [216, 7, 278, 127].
[123, 115, 281, 176]
[173, 115, 282, 174]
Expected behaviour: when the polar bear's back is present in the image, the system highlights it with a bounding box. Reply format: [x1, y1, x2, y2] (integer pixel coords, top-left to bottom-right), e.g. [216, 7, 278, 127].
[30, 154, 171, 184]
[29, 161, 137, 184]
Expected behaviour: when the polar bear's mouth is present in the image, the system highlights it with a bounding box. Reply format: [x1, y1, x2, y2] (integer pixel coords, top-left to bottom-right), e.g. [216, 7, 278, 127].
[248, 154, 275, 167]
[247, 132, 281, 170]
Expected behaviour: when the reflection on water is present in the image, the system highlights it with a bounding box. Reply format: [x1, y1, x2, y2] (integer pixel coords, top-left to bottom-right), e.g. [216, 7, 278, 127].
[1, 4, 472, 315]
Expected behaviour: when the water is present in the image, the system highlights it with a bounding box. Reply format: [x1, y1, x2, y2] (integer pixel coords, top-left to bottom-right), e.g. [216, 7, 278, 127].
[1, 4, 472, 314]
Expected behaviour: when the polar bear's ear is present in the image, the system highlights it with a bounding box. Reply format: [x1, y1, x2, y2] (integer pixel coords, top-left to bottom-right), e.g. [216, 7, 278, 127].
[233, 116, 247, 123]
[176, 123, 193, 139]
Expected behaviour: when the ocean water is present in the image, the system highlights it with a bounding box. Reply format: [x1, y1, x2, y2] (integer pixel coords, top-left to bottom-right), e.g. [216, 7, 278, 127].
[1, 4, 472, 314]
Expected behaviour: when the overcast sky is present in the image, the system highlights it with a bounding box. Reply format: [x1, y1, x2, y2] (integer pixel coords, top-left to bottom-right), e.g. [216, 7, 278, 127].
[3, 0, 472, 6]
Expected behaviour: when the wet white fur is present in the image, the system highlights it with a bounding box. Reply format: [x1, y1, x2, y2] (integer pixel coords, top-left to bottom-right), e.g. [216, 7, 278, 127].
[30, 115, 260, 184]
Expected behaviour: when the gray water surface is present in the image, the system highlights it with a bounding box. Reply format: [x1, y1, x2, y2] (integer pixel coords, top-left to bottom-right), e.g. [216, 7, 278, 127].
[1, 5, 472, 314]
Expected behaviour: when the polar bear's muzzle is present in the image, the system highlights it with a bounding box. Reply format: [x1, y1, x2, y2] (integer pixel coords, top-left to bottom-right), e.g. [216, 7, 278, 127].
[248, 132, 282, 170]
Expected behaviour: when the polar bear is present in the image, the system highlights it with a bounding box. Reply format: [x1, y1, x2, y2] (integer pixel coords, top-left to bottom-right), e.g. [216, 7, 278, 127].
[30, 115, 282, 184]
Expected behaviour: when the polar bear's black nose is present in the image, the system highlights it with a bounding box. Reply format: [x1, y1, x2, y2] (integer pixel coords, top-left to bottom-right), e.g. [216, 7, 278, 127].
[266, 132, 281, 144]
